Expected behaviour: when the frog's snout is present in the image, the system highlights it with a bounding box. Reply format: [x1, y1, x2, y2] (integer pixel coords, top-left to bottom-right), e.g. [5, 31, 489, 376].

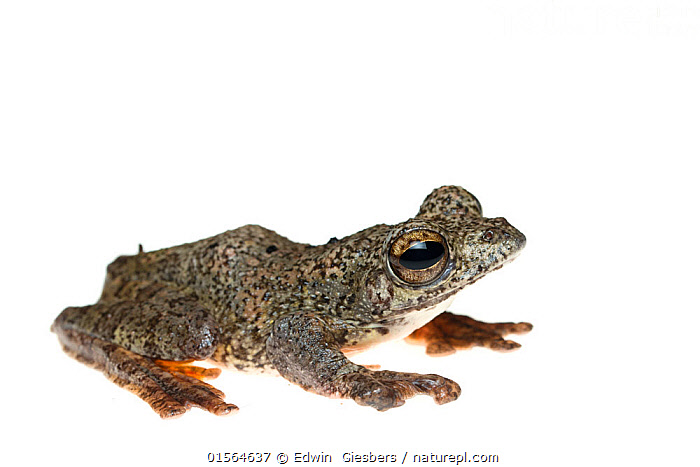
[502, 222, 526, 255]
[511, 227, 526, 252]
[476, 217, 526, 257]
[482, 217, 526, 243]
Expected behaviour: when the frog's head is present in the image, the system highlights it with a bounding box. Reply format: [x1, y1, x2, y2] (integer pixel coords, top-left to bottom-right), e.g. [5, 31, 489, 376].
[361, 186, 525, 318]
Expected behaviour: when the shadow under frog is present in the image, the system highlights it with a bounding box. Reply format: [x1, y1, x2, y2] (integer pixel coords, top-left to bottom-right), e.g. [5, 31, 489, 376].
[52, 186, 532, 418]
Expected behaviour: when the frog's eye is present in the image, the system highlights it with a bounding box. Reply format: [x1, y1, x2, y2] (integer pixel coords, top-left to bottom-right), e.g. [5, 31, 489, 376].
[388, 230, 448, 285]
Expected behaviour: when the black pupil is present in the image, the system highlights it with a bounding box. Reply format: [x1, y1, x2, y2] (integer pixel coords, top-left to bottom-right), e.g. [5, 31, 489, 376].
[399, 241, 445, 270]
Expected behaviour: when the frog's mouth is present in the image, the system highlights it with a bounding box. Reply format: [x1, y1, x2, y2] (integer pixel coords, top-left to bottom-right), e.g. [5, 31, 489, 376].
[383, 286, 463, 319]
[387, 247, 523, 317]
[455, 245, 524, 284]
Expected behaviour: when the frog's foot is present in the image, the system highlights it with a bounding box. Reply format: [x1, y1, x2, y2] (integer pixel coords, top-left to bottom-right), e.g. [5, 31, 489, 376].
[406, 312, 533, 356]
[267, 312, 461, 412]
[337, 369, 461, 412]
[135, 358, 236, 418]
[55, 327, 238, 418]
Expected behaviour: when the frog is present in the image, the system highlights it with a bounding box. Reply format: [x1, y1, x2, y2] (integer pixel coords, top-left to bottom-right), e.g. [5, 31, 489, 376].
[52, 186, 532, 418]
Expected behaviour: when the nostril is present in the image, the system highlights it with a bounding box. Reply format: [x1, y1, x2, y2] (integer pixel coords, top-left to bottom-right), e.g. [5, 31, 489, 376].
[482, 230, 494, 242]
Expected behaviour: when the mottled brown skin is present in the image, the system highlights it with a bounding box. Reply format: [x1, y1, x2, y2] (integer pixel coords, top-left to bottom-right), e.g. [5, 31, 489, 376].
[52, 186, 532, 417]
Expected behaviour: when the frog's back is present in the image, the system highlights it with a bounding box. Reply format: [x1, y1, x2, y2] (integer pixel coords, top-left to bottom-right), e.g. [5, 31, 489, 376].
[101, 224, 307, 301]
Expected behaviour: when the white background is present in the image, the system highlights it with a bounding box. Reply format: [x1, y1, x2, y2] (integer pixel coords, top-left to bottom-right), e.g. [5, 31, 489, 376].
[1, 1, 698, 466]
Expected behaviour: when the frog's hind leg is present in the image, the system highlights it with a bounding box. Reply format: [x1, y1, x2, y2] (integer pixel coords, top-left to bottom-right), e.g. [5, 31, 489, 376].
[55, 326, 236, 418]
[154, 359, 222, 380]
[52, 293, 238, 418]
[405, 312, 533, 356]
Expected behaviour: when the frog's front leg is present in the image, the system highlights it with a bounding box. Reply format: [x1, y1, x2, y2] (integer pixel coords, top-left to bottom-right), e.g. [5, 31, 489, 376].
[266, 313, 461, 411]
[406, 312, 533, 356]
[52, 285, 238, 418]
